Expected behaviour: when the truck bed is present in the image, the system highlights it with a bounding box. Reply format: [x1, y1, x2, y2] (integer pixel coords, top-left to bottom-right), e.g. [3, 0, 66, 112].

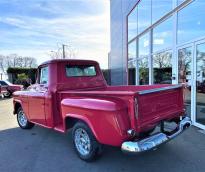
[59, 84, 184, 133]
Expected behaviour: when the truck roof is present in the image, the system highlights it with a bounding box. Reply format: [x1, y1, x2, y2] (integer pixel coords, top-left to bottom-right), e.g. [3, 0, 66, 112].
[40, 59, 98, 66]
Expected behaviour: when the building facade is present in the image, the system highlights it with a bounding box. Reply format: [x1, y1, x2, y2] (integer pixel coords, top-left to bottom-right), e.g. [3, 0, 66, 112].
[110, 0, 205, 130]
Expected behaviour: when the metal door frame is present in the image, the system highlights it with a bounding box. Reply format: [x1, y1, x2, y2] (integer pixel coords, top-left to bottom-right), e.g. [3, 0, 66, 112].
[193, 39, 205, 130]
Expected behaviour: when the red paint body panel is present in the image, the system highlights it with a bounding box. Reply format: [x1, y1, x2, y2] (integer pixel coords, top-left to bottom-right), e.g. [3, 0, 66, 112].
[13, 59, 185, 147]
[61, 98, 130, 146]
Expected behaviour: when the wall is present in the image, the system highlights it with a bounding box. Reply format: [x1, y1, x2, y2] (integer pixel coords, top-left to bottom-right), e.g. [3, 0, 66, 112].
[110, 0, 139, 85]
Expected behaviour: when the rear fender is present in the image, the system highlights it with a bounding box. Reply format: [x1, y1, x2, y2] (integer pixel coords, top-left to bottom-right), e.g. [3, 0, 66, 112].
[61, 98, 131, 146]
[64, 113, 100, 141]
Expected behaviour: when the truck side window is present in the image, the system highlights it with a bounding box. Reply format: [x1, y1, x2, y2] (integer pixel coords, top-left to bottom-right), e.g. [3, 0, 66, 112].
[39, 66, 48, 84]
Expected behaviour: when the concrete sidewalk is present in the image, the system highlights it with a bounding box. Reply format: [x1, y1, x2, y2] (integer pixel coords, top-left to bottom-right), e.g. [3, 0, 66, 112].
[0, 98, 205, 172]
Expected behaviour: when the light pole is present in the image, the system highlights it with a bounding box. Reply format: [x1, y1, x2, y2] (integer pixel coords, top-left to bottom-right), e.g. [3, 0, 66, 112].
[62, 44, 68, 59]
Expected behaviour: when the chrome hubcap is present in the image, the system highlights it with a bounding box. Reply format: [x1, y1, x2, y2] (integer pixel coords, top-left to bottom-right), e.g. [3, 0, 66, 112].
[18, 110, 27, 127]
[74, 128, 91, 156]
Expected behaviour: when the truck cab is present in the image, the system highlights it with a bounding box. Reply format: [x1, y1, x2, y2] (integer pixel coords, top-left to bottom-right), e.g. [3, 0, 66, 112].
[13, 59, 191, 161]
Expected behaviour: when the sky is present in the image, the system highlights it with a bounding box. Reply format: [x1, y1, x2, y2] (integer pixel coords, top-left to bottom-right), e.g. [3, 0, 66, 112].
[0, 0, 110, 69]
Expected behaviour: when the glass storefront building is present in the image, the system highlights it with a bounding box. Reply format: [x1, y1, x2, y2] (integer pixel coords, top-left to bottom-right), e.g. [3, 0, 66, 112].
[110, 0, 205, 129]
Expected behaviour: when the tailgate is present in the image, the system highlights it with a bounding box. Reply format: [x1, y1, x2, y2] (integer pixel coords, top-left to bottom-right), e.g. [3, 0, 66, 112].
[136, 85, 184, 127]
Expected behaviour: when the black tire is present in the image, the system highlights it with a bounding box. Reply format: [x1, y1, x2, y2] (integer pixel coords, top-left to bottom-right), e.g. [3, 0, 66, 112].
[3, 91, 12, 98]
[72, 122, 102, 162]
[17, 107, 34, 129]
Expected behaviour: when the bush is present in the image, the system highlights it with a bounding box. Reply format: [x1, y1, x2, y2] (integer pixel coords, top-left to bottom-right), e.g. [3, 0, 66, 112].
[7, 67, 37, 84]
[14, 73, 28, 85]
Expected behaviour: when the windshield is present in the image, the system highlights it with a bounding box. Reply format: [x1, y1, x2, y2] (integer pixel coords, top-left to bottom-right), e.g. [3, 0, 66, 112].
[0, 80, 12, 86]
[5, 80, 12, 85]
[66, 65, 97, 77]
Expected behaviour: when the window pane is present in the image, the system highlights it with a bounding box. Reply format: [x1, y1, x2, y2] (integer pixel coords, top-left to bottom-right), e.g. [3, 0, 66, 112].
[128, 6, 137, 41]
[40, 67, 48, 84]
[139, 33, 149, 58]
[178, 47, 192, 85]
[153, 16, 173, 52]
[138, 33, 149, 85]
[178, 47, 192, 117]
[152, 0, 173, 23]
[66, 65, 96, 77]
[128, 41, 136, 68]
[178, 0, 205, 44]
[138, 0, 151, 34]
[128, 41, 136, 85]
[196, 43, 205, 125]
[138, 58, 149, 85]
[153, 50, 172, 84]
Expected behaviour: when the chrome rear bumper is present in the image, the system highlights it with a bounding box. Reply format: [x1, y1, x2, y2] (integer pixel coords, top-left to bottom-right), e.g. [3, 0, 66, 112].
[121, 117, 191, 154]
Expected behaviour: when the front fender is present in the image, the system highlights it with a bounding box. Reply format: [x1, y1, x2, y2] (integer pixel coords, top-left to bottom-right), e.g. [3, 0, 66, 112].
[13, 92, 29, 118]
[61, 97, 131, 146]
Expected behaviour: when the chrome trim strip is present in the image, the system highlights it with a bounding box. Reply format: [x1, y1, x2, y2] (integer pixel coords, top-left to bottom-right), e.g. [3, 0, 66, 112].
[121, 117, 191, 154]
[138, 85, 182, 95]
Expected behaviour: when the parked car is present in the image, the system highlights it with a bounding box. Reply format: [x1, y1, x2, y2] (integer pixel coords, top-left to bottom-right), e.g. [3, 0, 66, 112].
[13, 59, 191, 161]
[0, 81, 10, 98]
[0, 80, 22, 98]
[197, 80, 205, 93]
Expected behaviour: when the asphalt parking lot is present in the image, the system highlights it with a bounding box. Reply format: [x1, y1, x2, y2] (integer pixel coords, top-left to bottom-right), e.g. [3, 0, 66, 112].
[1, 98, 205, 172]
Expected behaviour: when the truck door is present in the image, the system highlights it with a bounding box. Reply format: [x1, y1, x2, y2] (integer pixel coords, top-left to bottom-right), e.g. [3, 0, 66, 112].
[28, 66, 48, 125]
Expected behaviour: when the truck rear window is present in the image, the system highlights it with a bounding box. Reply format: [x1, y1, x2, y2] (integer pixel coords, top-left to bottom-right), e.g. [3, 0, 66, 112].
[66, 65, 97, 77]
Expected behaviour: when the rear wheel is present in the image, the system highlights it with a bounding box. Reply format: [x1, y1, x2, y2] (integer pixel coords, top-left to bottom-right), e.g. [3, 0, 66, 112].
[17, 107, 34, 129]
[72, 122, 102, 162]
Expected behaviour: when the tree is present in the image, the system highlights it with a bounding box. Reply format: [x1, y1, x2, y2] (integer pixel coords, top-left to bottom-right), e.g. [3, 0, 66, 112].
[0, 54, 37, 74]
[50, 43, 78, 59]
[153, 51, 172, 68]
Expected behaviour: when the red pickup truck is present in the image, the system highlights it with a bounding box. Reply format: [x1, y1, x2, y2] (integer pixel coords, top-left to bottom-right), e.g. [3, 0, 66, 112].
[13, 59, 191, 161]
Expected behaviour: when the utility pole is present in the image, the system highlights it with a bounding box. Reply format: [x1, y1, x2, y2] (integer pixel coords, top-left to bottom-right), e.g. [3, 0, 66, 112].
[62, 44, 67, 59]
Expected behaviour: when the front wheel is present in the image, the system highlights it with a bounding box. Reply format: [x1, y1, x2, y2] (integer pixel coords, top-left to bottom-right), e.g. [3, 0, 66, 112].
[3, 91, 12, 98]
[17, 108, 34, 129]
[72, 122, 102, 162]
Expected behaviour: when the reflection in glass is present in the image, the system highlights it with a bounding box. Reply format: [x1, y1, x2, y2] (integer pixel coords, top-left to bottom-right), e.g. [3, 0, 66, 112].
[153, 51, 172, 84]
[138, 0, 151, 34]
[138, 58, 149, 85]
[178, 0, 205, 44]
[152, 0, 173, 23]
[128, 41, 137, 85]
[178, 47, 192, 117]
[128, 6, 137, 41]
[128, 40, 136, 68]
[153, 16, 173, 52]
[196, 43, 205, 125]
[138, 33, 149, 85]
